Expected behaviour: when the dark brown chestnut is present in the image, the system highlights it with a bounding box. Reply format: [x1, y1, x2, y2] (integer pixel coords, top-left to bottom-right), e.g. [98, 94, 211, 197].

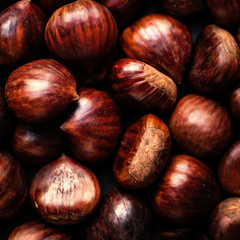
[229, 84, 240, 126]
[82, 187, 152, 240]
[153, 154, 222, 226]
[45, 0, 118, 75]
[8, 221, 73, 240]
[0, 151, 28, 220]
[209, 197, 240, 240]
[5, 59, 78, 124]
[110, 58, 177, 113]
[188, 25, 240, 93]
[153, 228, 193, 240]
[30, 154, 101, 225]
[0, 0, 46, 66]
[169, 94, 233, 158]
[120, 14, 192, 85]
[61, 87, 122, 165]
[113, 114, 171, 189]
[12, 121, 66, 165]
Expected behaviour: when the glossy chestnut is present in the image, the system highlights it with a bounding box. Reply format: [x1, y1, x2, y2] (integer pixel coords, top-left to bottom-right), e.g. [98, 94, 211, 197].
[153, 154, 222, 226]
[61, 87, 122, 165]
[229, 84, 240, 126]
[82, 187, 152, 240]
[120, 14, 192, 84]
[110, 58, 177, 113]
[0, 0, 46, 66]
[113, 114, 171, 189]
[8, 221, 73, 240]
[188, 25, 240, 93]
[0, 152, 28, 220]
[169, 94, 233, 158]
[30, 154, 101, 225]
[5, 59, 78, 124]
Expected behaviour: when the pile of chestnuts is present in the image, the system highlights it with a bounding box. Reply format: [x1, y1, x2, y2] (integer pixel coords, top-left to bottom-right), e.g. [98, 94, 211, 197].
[1, 0, 240, 240]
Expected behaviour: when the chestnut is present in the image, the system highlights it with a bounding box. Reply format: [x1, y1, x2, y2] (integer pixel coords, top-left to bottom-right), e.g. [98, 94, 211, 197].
[120, 14, 192, 84]
[110, 58, 177, 114]
[113, 114, 171, 189]
[5, 59, 78, 124]
[153, 154, 222, 226]
[82, 187, 152, 240]
[169, 94, 233, 158]
[8, 221, 73, 240]
[45, 0, 118, 75]
[0, 151, 28, 220]
[209, 197, 240, 240]
[188, 25, 240, 94]
[229, 84, 240, 126]
[0, 0, 46, 66]
[153, 228, 193, 240]
[61, 87, 122, 165]
[30, 154, 101, 225]
[12, 121, 66, 165]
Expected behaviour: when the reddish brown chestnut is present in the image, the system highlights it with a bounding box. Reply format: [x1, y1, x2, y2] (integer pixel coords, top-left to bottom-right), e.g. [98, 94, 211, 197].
[153, 154, 222, 226]
[8, 221, 73, 240]
[188, 25, 240, 93]
[209, 197, 240, 240]
[120, 14, 192, 84]
[229, 84, 240, 126]
[45, 0, 118, 75]
[82, 187, 152, 240]
[0, 152, 28, 220]
[5, 59, 78, 124]
[169, 94, 233, 158]
[0, 0, 46, 66]
[30, 154, 101, 225]
[61, 87, 122, 165]
[113, 114, 171, 189]
[110, 58, 177, 113]
[153, 228, 193, 240]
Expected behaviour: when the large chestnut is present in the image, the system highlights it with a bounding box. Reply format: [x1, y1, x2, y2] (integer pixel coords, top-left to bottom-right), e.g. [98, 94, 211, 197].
[0, 0, 46, 66]
[82, 187, 152, 240]
[45, 0, 118, 75]
[110, 58, 177, 113]
[61, 87, 122, 165]
[209, 197, 240, 240]
[153, 154, 222, 226]
[30, 154, 101, 225]
[120, 14, 192, 84]
[169, 94, 233, 158]
[113, 114, 171, 189]
[8, 221, 73, 240]
[188, 25, 240, 93]
[5, 59, 78, 123]
[0, 152, 28, 220]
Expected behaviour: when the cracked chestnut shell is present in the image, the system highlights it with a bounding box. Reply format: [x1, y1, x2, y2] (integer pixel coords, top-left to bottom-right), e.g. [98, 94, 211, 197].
[110, 58, 177, 113]
[113, 114, 171, 189]
[30, 154, 101, 226]
[188, 25, 240, 94]
[120, 14, 192, 85]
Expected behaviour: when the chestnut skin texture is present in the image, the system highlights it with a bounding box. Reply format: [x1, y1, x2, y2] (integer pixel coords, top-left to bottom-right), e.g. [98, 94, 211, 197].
[218, 141, 240, 196]
[30, 154, 101, 226]
[209, 197, 240, 240]
[0, 0, 46, 66]
[114, 114, 171, 189]
[45, 0, 118, 74]
[169, 94, 233, 158]
[110, 58, 177, 113]
[0, 152, 28, 220]
[229, 85, 240, 126]
[61, 87, 122, 165]
[120, 14, 192, 85]
[153, 154, 222, 226]
[5, 59, 78, 124]
[8, 221, 73, 240]
[206, 0, 240, 28]
[82, 187, 152, 240]
[188, 25, 240, 94]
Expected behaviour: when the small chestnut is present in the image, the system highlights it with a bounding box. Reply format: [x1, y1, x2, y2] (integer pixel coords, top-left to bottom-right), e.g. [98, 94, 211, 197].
[229, 84, 240, 127]
[113, 114, 171, 189]
[30, 154, 101, 225]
